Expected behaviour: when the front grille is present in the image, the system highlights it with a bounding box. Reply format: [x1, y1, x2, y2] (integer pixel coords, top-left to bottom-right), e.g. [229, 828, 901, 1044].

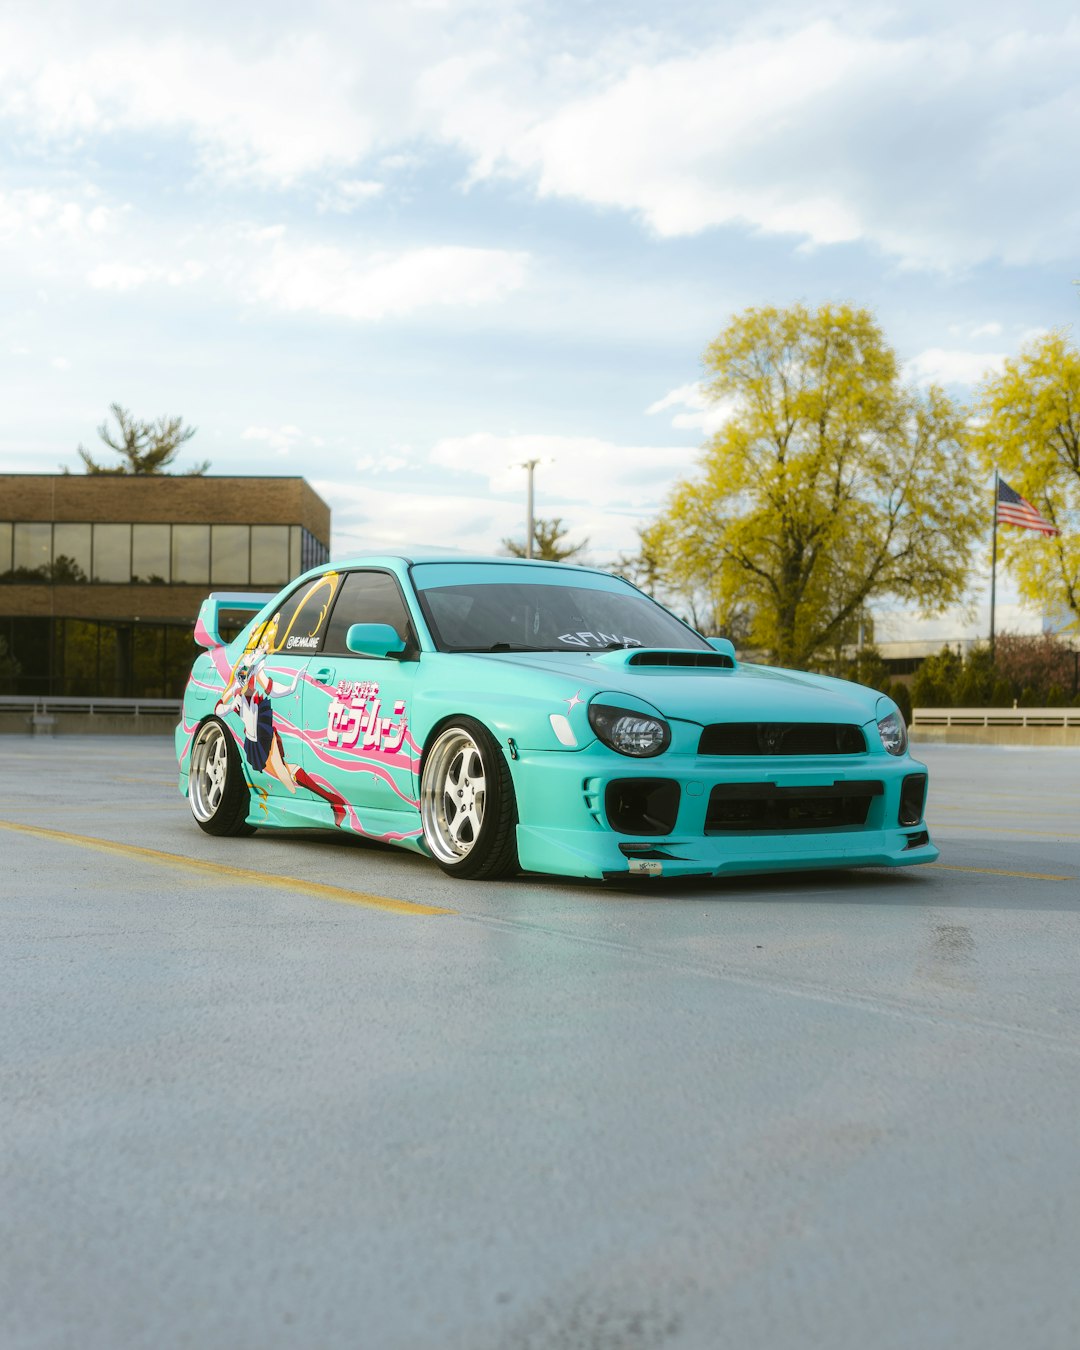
[705, 780, 882, 832]
[699, 722, 866, 755]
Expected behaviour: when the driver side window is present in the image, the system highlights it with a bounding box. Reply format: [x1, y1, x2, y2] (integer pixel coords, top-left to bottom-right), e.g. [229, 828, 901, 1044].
[321, 571, 414, 655]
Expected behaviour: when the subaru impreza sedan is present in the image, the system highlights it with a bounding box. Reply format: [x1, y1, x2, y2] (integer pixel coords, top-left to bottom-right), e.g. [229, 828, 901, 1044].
[175, 555, 937, 881]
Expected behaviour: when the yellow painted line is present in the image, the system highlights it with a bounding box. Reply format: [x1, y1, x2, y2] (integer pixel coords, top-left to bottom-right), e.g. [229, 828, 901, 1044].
[0, 819, 453, 917]
[929, 863, 1073, 882]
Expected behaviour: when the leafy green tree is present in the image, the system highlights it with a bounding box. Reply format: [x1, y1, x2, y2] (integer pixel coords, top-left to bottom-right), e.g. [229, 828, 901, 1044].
[73, 404, 208, 475]
[973, 332, 1080, 630]
[616, 528, 754, 644]
[910, 647, 963, 708]
[642, 303, 982, 667]
[908, 634, 1076, 708]
[952, 645, 998, 706]
[610, 526, 664, 595]
[502, 516, 588, 563]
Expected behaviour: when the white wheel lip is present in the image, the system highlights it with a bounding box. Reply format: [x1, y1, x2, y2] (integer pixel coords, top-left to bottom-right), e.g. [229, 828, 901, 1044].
[421, 727, 487, 865]
[189, 720, 229, 823]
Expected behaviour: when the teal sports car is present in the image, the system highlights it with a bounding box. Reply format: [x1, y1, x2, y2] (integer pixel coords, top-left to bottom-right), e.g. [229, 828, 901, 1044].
[175, 556, 938, 881]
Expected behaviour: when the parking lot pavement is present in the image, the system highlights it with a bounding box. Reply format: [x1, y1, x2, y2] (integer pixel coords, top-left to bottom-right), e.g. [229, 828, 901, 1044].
[2, 737, 1078, 1350]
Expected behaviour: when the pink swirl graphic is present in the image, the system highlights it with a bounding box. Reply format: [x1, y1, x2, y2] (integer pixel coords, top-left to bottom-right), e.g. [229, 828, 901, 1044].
[274, 714, 420, 809]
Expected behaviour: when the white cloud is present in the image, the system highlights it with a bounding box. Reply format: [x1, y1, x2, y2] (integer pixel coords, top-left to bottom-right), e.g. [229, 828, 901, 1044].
[246, 237, 529, 321]
[0, 29, 379, 185]
[646, 382, 734, 436]
[323, 477, 647, 563]
[355, 452, 413, 473]
[428, 431, 688, 505]
[0, 187, 115, 243]
[167, 260, 206, 285]
[241, 424, 325, 456]
[430, 16, 1080, 269]
[317, 179, 385, 213]
[4, 7, 1080, 270]
[904, 347, 1008, 387]
[85, 255, 205, 291]
[50, 356, 70, 371]
[317, 428, 697, 561]
[86, 262, 153, 291]
[948, 320, 1004, 339]
[321, 481, 512, 556]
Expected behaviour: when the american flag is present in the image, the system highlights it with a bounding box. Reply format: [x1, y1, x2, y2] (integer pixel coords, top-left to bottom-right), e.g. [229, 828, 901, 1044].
[996, 477, 1060, 536]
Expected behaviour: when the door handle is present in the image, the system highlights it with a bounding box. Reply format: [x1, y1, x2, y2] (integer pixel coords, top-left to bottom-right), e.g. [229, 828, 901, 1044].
[312, 666, 336, 685]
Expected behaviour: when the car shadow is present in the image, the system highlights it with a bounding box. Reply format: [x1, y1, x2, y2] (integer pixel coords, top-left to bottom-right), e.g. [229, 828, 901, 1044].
[524, 859, 1080, 912]
[248, 827, 1077, 913]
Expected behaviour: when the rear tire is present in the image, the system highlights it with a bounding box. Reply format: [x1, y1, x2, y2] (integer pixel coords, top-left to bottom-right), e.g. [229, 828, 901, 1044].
[189, 717, 256, 837]
[420, 718, 518, 880]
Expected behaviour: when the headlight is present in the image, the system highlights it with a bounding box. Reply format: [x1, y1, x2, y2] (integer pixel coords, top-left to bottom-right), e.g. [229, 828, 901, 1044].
[588, 703, 671, 757]
[877, 710, 908, 756]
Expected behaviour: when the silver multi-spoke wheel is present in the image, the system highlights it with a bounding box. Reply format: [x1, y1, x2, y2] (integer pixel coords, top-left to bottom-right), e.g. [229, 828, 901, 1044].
[422, 728, 487, 863]
[420, 719, 519, 879]
[187, 716, 255, 837]
[190, 720, 229, 822]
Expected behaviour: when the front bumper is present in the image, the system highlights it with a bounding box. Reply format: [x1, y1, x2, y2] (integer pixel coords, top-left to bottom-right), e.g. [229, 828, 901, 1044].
[508, 745, 939, 880]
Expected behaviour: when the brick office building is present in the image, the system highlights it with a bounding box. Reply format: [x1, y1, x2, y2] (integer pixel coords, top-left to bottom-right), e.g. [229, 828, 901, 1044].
[0, 474, 330, 698]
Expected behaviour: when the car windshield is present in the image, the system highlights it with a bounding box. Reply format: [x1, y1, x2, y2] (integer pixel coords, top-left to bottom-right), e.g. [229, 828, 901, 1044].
[410, 562, 710, 653]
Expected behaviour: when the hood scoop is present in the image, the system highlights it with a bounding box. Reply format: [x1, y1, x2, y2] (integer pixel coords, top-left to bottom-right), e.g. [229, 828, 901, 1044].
[591, 647, 736, 671]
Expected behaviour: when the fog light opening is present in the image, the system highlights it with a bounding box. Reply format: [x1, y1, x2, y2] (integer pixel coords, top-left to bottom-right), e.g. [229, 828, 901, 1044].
[605, 779, 680, 836]
[899, 774, 927, 828]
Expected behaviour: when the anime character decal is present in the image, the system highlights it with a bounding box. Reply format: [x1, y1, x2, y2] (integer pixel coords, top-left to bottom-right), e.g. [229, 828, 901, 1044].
[216, 577, 350, 827]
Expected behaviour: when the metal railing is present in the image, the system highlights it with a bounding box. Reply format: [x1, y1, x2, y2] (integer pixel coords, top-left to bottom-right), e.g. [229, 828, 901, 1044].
[912, 706, 1080, 728]
[2, 695, 1077, 730]
[0, 694, 181, 718]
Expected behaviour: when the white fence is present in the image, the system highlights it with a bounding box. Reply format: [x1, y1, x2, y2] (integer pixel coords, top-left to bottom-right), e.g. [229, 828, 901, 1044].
[0, 694, 180, 718]
[912, 707, 1080, 729]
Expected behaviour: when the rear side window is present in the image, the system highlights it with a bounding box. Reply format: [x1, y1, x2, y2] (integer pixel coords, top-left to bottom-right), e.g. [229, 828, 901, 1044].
[321, 571, 414, 655]
[249, 570, 342, 657]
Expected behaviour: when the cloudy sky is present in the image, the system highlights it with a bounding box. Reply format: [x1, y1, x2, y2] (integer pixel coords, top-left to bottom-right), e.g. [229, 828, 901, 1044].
[3, 0, 1078, 638]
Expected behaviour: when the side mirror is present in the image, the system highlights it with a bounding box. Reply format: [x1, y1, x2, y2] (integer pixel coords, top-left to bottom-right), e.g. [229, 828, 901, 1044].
[345, 623, 407, 658]
[707, 636, 737, 660]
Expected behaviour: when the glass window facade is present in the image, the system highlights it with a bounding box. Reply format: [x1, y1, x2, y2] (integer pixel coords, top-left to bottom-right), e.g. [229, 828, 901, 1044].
[52, 523, 91, 583]
[171, 524, 211, 585]
[92, 523, 132, 583]
[13, 522, 52, 577]
[133, 525, 171, 584]
[0, 487, 330, 695]
[251, 525, 290, 585]
[1, 615, 201, 698]
[0, 522, 328, 588]
[211, 524, 250, 585]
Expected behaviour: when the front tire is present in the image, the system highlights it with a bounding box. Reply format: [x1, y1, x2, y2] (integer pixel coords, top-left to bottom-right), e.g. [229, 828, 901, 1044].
[420, 718, 518, 880]
[188, 717, 256, 837]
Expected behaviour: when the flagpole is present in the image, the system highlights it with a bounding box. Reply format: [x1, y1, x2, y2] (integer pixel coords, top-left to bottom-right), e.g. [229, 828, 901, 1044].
[989, 469, 999, 661]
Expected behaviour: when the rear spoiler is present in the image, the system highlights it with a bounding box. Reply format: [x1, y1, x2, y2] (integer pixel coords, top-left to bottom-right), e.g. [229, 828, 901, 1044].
[194, 592, 276, 649]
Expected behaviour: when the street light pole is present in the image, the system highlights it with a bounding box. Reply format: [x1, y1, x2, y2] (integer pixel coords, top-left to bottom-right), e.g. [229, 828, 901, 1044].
[520, 459, 539, 559]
